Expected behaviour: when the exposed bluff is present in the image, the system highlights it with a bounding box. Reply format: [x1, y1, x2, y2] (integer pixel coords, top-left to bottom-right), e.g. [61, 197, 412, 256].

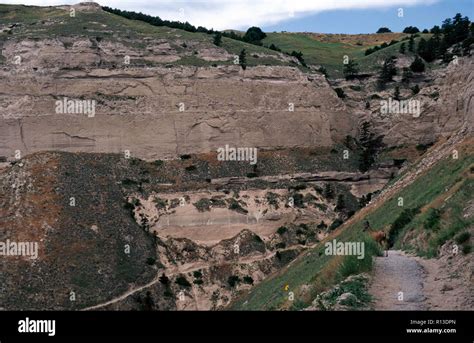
[371, 57, 473, 146]
[0, 63, 352, 161]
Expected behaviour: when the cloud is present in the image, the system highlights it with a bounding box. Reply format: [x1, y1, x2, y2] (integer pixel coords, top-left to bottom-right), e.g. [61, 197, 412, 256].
[2, 0, 439, 30]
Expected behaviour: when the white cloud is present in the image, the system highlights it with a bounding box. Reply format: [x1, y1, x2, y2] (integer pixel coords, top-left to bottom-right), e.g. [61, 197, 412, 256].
[1, 0, 438, 30]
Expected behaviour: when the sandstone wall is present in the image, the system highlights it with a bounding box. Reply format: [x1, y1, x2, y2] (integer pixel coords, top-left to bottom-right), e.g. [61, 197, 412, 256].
[0, 63, 352, 160]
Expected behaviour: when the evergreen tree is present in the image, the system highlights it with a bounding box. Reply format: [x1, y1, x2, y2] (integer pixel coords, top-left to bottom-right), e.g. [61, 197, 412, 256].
[408, 35, 415, 52]
[243, 26, 266, 44]
[323, 183, 334, 199]
[213, 32, 222, 46]
[239, 49, 247, 70]
[377, 56, 397, 89]
[358, 121, 384, 172]
[335, 194, 346, 211]
[410, 55, 425, 72]
[401, 67, 413, 84]
[399, 42, 406, 54]
[403, 26, 420, 34]
[394, 86, 400, 101]
[376, 27, 391, 33]
[343, 59, 359, 80]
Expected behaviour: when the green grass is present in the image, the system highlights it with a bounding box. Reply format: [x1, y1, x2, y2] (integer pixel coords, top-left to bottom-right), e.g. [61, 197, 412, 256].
[231, 147, 473, 310]
[262, 32, 432, 77]
[0, 4, 288, 68]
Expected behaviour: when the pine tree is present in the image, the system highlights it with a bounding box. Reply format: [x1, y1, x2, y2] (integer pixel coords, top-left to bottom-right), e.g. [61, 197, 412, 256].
[358, 121, 384, 172]
[399, 42, 406, 54]
[239, 49, 247, 70]
[401, 67, 413, 84]
[408, 35, 415, 52]
[394, 86, 400, 101]
[410, 56, 425, 73]
[377, 56, 397, 89]
[213, 32, 222, 46]
[343, 59, 359, 80]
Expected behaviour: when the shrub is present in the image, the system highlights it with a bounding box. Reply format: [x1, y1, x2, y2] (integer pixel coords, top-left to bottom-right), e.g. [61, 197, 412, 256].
[411, 85, 420, 94]
[455, 232, 471, 245]
[329, 218, 343, 231]
[335, 194, 346, 211]
[403, 26, 420, 34]
[175, 275, 191, 288]
[154, 197, 167, 210]
[193, 198, 212, 212]
[146, 257, 156, 265]
[213, 32, 222, 46]
[277, 226, 287, 235]
[410, 56, 425, 73]
[424, 208, 441, 230]
[243, 276, 254, 285]
[388, 208, 420, 246]
[334, 88, 346, 99]
[227, 198, 248, 214]
[376, 27, 391, 33]
[228, 275, 240, 288]
[159, 273, 170, 285]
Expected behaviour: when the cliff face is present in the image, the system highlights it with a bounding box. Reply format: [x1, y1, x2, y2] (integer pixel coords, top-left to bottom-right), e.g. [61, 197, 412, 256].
[0, 62, 351, 161]
[374, 57, 474, 147]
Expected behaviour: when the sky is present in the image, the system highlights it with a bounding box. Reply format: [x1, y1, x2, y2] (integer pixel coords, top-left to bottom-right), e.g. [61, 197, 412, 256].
[1, 0, 473, 33]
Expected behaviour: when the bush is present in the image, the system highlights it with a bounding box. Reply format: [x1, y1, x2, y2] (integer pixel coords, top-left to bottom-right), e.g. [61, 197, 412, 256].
[243, 276, 254, 285]
[388, 208, 420, 246]
[455, 231, 471, 245]
[227, 198, 248, 214]
[462, 244, 471, 254]
[334, 88, 346, 99]
[154, 197, 167, 210]
[329, 218, 343, 231]
[175, 276, 191, 288]
[411, 85, 420, 94]
[403, 26, 420, 34]
[277, 226, 287, 235]
[243, 26, 266, 44]
[146, 257, 156, 265]
[376, 27, 391, 33]
[424, 208, 441, 230]
[213, 32, 222, 46]
[228, 275, 240, 288]
[193, 198, 212, 212]
[410, 56, 425, 73]
[335, 194, 346, 211]
[159, 273, 170, 285]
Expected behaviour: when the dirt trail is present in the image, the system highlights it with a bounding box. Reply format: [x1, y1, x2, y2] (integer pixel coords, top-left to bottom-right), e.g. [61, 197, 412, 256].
[369, 248, 473, 310]
[369, 250, 426, 310]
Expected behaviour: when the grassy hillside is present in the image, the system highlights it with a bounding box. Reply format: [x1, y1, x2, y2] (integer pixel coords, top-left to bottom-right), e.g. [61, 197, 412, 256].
[0, 4, 289, 68]
[231, 140, 473, 310]
[263, 32, 431, 77]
